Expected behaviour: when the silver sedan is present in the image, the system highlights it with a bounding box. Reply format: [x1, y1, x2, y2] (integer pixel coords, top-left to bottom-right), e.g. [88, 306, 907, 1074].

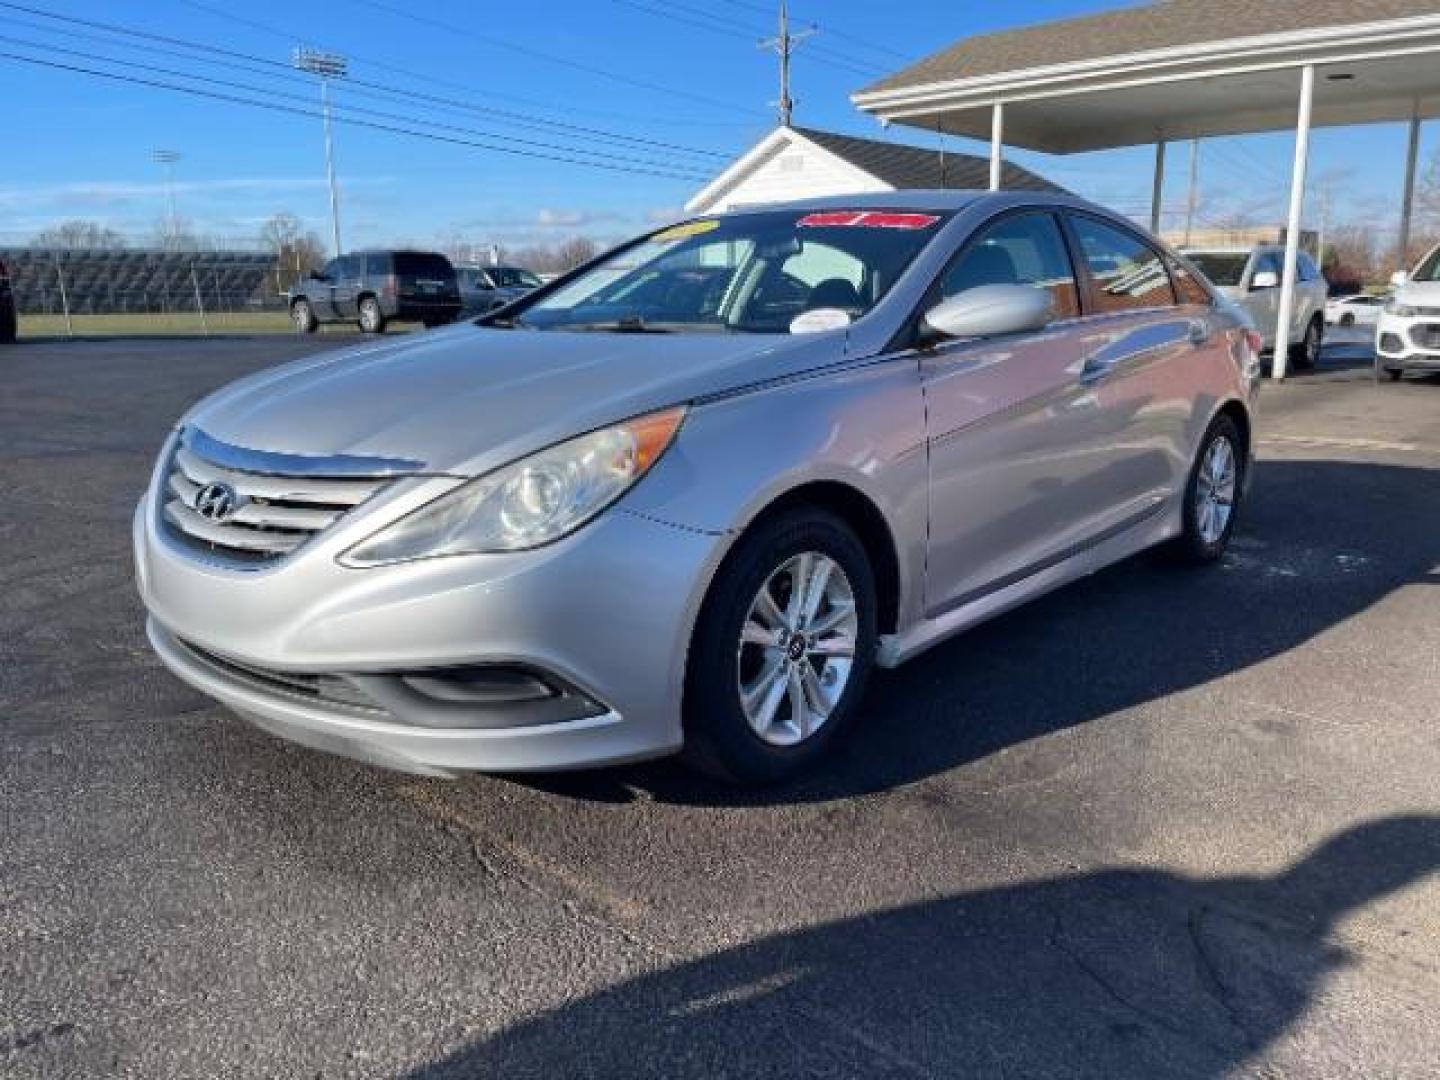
[134, 192, 1261, 784]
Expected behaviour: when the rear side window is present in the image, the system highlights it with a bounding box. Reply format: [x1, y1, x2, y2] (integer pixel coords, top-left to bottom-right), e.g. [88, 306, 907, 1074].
[941, 212, 1080, 319]
[1254, 251, 1283, 278]
[394, 253, 456, 280]
[365, 253, 390, 276]
[1070, 215, 1176, 312]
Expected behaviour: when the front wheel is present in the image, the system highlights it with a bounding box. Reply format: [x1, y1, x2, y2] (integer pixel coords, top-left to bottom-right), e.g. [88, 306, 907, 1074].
[358, 296, 386, 334]
[682, 508, 877, 785]
[1172, 415, 1244, 564]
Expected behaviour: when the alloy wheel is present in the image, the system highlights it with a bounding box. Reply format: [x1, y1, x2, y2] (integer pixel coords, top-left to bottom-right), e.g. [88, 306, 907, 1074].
[736, 551, 858, 747]
[1194, 434, 1237, 545]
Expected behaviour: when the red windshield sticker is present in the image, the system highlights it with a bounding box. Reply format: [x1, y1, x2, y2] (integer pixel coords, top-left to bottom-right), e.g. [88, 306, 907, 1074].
[798, 211, 939, 230]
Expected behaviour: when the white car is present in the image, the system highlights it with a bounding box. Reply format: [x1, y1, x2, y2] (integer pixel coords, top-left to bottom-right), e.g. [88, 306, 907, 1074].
[1184, 245, 1328, 369]
[1377, 242, 1440, 381]
[1325, 294, 1385, 328]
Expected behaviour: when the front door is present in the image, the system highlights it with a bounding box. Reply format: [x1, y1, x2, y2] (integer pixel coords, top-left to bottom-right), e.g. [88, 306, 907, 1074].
[327, 255, 360, 321]
[921, 210, 1095, 615]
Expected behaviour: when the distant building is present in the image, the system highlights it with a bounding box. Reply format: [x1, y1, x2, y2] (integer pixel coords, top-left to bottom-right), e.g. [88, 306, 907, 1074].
[1166, 227, 1319, 253]
[687, 125, 1066, 215]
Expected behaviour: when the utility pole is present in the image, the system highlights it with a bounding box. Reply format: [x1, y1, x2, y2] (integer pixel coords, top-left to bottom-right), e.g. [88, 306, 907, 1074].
[293, 48, 347, 256]
[152, 149, 181, 245]
[759, 1, 815, 128]
[1184, 138, 1200, 246]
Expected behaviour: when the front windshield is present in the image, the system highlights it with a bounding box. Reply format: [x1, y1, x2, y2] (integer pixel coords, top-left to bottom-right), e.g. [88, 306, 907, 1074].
[1414, 246, 1440, 282]
[1185, 252, 1249, 287]
[510, 208, 950, 333]
[490, 267, 542, 288]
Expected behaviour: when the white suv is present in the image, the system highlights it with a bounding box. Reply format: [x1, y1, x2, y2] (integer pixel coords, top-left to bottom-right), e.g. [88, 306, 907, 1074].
[1377, 242, 1440, 381]
[1184, 245, 1328, 370]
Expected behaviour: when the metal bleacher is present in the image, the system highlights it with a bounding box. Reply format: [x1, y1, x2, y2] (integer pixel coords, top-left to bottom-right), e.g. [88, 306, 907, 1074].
[0, 248, 281, 315]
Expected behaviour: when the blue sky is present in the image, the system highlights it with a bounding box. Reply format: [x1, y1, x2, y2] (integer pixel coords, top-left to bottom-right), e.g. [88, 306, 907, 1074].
[2, 0, 1434, 251]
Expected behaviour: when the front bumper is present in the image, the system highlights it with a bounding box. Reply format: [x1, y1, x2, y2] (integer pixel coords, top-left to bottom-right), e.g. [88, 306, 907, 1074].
[134, 488, 726, 775]
[1376, 311, 1440, 369]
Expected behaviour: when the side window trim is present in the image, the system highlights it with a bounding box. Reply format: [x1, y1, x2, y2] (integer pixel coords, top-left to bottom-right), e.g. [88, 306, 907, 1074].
[1062, 209, 1179, 315]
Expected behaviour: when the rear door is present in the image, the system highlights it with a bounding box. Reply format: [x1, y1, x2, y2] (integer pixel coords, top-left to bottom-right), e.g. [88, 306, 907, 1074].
[1062, 211, 1201, 529]
[327, 255, 362, 320]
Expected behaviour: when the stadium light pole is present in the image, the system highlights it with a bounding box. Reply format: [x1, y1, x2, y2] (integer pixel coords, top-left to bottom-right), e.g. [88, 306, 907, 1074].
[152, 149, 181, 244]
[292, 48, 347, 256]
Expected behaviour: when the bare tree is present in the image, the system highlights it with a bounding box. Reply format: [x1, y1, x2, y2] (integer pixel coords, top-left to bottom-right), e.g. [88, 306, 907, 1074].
[30, 219, 126, 250]
[259, 212, 326, 292]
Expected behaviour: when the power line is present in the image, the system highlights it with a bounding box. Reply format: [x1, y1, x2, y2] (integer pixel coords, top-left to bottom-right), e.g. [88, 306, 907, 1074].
[347, 0, 764, 118]
[0, 49, 713, 182]
[0, 1, 735, 161]
[609, 0, 887, 79]
[0, 32, 714, 177]
[172, 0, 755, 130]
[713, 0, 914, 63]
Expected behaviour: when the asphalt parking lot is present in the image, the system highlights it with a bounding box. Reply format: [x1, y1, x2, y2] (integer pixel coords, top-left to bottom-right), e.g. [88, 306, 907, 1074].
[3, 331, 1438, 1079]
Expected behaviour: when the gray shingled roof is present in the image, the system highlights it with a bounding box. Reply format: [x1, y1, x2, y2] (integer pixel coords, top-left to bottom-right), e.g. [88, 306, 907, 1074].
[793, 127, 1067, 194]
[863, 0, 1440, 93]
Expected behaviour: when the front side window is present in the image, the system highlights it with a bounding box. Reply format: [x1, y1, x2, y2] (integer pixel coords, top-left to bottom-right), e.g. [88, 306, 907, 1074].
[513, 208, 950, 333]
[1297, 252, 1320, 282]
[365, 253, 389, 276]
[489, 267, 542, 288]
[1070, 215, 1176, 312]
[940, 212, 1079, 319]
[319, 258, 341, 280]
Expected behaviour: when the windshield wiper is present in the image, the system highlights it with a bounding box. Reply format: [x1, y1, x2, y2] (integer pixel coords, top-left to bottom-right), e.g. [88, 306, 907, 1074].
[566, 315, 675, 333]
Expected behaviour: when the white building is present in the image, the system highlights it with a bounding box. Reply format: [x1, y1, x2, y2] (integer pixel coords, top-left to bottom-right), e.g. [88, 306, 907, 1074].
[686, 125, 1064, 215]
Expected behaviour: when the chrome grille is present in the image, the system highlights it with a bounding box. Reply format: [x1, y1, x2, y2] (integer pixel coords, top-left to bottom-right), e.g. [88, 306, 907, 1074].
[160, 428, 415, 565]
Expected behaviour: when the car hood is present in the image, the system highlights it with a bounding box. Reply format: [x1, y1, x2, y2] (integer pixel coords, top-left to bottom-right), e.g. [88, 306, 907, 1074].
[186, 323, 829, 476]
[1397, 280, 1440, 306]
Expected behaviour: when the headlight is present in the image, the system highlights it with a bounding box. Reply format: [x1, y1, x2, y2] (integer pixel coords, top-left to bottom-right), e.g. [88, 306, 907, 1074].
[1385, 299, 1419, 317]
[341, 406, 686, 566]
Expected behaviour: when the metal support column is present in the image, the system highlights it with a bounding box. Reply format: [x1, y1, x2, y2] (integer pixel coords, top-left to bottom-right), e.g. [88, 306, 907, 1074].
[1397, 112, 1422, 273]
[1150, 140, 1167, 235]
[1273, 64, 1315, 382]
[989, 102, 1004, 191]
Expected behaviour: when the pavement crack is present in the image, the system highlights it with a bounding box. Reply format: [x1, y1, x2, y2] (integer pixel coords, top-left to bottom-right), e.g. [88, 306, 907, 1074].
[1047, 912, 1233, 1057]
[1187, 906, 1256, 1047]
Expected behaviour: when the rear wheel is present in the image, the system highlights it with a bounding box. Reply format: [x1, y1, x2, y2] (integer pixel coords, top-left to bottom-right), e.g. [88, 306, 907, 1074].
[683, 508, 877, 785]
[1289, 315, 1322, 370]
[290, 298, 318, 334]
[1172, 415, 1244, 564]
[358, 296, 386, 334]
[1386, 367, 1404, 382]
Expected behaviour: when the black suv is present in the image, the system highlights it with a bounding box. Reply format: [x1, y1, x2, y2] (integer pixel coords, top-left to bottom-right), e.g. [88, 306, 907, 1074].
[288, 250, 462, 334]
[0, 257, 16, 344]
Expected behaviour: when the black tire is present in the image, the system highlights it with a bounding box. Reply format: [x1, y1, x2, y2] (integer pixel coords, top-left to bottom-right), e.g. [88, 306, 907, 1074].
[290, 298, 318, 334]
[1172, 414, 1245, 565]
[358, 296, 386, 334]
[1386, 367, 1404, 382]
[682, 507, 878, 785]
[1289, 315, 1322, 370]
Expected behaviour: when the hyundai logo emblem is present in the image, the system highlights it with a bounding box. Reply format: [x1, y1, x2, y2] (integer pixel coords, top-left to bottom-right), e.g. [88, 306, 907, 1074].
[193, 481, 239, 523]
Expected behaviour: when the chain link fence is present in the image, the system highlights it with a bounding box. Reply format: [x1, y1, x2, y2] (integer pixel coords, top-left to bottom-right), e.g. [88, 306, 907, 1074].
[0, 247, 296, 336]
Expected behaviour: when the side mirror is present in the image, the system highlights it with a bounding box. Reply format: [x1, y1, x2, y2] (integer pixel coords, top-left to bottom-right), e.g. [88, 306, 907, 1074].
[1390, 270, 1409, 288]
[921, 284, 1053, 342]
[1250, 270, 1279, 290]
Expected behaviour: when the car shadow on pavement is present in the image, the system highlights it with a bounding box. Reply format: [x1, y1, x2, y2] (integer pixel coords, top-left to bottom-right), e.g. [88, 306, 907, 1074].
[408, 814, 1440, 1079]
[518, 456, 1440, 808]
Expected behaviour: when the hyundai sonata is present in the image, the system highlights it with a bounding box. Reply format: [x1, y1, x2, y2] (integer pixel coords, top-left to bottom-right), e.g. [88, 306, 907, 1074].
[134, 192, 1260, 783]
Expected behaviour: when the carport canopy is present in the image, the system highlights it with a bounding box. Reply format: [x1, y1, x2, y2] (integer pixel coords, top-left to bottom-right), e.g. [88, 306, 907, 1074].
[853, 0, 1440, 378]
